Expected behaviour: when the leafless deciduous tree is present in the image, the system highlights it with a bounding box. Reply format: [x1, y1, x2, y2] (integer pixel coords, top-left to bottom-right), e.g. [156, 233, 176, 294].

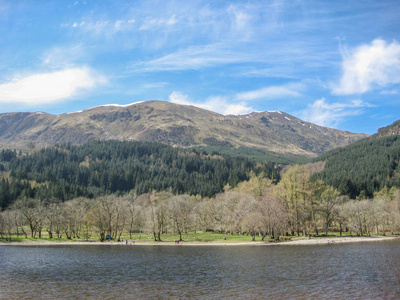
[167, 195, 192, 241]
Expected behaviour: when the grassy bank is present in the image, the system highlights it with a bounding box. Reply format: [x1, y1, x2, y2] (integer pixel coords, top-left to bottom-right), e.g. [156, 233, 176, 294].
[1, 231, 397, 245]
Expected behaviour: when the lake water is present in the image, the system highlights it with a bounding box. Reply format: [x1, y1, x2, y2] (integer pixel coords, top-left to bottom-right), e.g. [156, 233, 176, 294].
[1, 240, 400, 299]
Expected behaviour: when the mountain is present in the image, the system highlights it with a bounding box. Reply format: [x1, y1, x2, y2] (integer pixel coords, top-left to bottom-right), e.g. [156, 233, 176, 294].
[0, 100, 367, 157]
[376, 120, 400, 137]
[314, 120, 400, 198]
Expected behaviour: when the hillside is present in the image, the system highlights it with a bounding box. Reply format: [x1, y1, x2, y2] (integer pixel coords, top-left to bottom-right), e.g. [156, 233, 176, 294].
[0, 140, 279, 209]
[376, 120, 400, 137]
[313, 122, 400, 198]
[0, 100, 367, 158]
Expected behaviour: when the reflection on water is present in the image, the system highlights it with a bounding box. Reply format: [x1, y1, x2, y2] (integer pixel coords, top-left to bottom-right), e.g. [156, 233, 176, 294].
[1, 240, 400, 299]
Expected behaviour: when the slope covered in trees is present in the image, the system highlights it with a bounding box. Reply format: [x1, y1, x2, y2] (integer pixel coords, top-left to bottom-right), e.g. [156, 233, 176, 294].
[313, 135, 400, 198]
[0, 140, 279, 209]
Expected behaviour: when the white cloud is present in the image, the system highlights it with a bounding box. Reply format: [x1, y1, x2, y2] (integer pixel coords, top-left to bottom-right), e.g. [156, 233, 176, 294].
[300, 98, 368, 127]
[0, 68, 106, 105]
[334, 39, 400, 95]
[223, 102, 252, 115]
[169, 91, 252, 115]
[236, 83, 305, 101]
[168, 91, 191, 105]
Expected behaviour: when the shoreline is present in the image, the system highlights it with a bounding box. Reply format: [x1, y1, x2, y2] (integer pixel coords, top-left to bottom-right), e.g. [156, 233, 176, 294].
[1, 235, 398, 247]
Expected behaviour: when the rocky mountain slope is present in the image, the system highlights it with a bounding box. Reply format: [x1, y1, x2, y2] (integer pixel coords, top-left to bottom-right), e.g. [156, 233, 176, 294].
[376, 120, 400, 137]
[0, 100, 368, 157]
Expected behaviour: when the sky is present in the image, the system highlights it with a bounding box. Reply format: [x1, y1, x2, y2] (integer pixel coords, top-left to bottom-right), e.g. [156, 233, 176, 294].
[0, 0, 399, 134]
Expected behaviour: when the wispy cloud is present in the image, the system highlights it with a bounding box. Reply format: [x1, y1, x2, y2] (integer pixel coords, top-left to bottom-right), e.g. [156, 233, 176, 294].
[239, 66, 297, 79]
[169, 91, 252, 115]
[333, 39, 400, 95]
[300, 98, 369, 128]
[236, 83, 305, 101]
[0, 67, 106, 105]
[143, 82, 169, 89]
[380, 89, 399, 95]
[131, 43, 263, 72]
[41, 45, 86, 68]
[66, 19, 132, 35]
[139, 15, 178, 30]
[60, 1, 337, 77]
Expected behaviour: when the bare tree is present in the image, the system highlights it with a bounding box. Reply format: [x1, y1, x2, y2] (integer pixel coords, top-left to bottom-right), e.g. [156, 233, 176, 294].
[0, 211, 4, 239]
[205, 195, 228, 234]
[44, 199, 62, 239]
[10, 203, 27, 238]
[258, 192, 289, 241]
[113, 197, 129, 241]
[125, 195, 139, 239]
[86, 197, 114, 241]
[242, 211, 261, 241]
[14, 198, 42, 238]
[235, 193, 258, 235]
[343, 200, 373, 236]
[371, 197, 388, 235]
[137, 192, 171, 241]
[0, 210, 13, 241]
[167, 195, 192, 241]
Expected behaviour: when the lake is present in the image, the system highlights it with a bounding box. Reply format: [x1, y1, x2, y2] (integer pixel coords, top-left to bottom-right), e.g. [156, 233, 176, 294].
[1, 240, 399, 299]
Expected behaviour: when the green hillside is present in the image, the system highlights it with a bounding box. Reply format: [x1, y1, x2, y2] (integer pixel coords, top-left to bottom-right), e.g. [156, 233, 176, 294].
[313, 135, 400, 198]
[0, 140, 279, 209]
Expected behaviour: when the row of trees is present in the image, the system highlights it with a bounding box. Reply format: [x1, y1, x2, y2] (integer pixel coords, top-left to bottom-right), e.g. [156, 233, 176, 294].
[2, 164, 400, 242]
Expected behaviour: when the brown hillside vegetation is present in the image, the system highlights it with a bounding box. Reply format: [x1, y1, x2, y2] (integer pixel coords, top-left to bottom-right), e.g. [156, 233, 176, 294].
[0, 101, 367, 157]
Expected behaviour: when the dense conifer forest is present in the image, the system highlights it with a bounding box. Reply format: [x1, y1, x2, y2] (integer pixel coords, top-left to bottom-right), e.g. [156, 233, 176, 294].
[313, 135, 400, 198]
[0, 140, 279, 210]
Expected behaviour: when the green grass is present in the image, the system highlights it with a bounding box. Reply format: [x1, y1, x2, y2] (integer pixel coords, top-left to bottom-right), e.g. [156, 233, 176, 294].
[1, 230, 394, 244]
[119, 231, 271, 243]
[0, 231, 273, 243]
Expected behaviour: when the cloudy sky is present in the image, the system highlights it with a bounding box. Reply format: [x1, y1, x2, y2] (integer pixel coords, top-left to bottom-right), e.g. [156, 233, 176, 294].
[0, 0, 399, 134]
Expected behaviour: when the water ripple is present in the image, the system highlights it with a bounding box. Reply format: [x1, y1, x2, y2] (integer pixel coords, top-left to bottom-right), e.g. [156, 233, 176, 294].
[1, 240, 400, 299]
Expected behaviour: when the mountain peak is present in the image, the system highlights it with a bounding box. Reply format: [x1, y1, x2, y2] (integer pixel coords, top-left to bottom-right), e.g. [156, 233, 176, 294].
[0, 100, 367, 157]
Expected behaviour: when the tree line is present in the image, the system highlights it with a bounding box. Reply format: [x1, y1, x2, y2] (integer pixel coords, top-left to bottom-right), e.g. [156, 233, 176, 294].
[1, 164, 399, 242]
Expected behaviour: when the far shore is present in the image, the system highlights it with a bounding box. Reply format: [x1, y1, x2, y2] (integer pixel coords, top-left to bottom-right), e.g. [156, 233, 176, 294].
[1, 235, 398, 247]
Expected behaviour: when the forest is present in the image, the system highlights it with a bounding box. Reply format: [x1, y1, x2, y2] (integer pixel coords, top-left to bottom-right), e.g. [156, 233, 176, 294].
[1, 163, 400, 242]
[0, 140, 279, 210]
[313, 135, 400, 198]
[1, 137, 400, 242]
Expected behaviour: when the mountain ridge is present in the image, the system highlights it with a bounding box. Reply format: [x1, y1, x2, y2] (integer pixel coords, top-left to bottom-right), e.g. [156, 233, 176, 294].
[376, 120, 400, 137]
[0, 100, 368, 157]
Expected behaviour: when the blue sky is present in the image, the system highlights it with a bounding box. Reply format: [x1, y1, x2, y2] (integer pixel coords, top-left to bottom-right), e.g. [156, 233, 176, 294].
[0, 0, 399, 134]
